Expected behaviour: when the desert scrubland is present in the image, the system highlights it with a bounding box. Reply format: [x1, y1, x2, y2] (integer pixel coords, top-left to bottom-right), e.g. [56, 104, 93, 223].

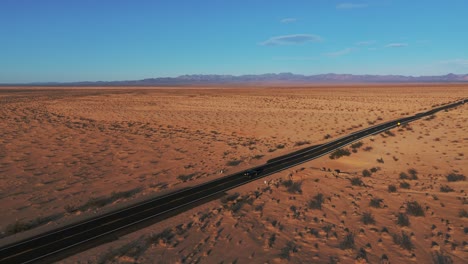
[0, 85, 466, 263]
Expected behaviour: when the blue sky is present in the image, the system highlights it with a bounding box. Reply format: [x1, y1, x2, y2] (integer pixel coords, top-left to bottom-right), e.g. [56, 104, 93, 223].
[1, 0, 467, 82]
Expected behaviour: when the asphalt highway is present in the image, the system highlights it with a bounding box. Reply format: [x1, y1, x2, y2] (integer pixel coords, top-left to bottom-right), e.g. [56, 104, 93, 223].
[0, 98, 465, 264]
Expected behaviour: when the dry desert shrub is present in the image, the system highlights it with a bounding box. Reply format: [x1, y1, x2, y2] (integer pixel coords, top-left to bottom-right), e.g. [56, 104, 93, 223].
[459, 209, 468, 218]
[226, 159, 242, 166]
[400, 181, 411, 189]
[294, 140, 310, 147]
[3, 214, 62, 237]
[363, 146, 373, 151]
[397, 213, 410, 226]
[339, 232, 355, 250]
[79, 188, 142, 212]
[177, 173, 196, 182]
[392, 231, 413, 251]
[279, 241, 299, 260]
[369, 198, 383, 208]
[440, 185, 454, 192]
[329, 148, 351, 159]
[407, 168, 418, 179]
[388, 184, 397, 192]
[308, 193, 324, 210]
[221, 192, 240, 204]
[282, 180, 303, 194]
[350, 177, 364, 186]
[362, 169, 372, 177]
[406, 201, 425, 217]
[446, 173, 465, 182]
[361, 212, 376, 225]
[432, 251, 453, 264]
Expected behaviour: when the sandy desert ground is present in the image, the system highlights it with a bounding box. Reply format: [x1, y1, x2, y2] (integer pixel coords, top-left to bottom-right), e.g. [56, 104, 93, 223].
[0, 85, 466, 263]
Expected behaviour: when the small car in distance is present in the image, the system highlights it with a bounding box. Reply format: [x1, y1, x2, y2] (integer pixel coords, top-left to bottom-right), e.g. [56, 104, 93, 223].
[243, 168, 263, 179]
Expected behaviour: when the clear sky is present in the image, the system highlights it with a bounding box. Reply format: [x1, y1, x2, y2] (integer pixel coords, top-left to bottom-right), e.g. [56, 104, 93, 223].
[1, 0, 467, 83]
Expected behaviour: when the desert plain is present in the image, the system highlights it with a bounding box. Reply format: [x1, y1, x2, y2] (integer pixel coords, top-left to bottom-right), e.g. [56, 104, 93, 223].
[0, 85, 467, 263]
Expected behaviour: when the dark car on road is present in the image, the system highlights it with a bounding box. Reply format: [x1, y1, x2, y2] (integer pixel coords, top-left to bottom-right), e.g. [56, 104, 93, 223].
[243, 168, 263, 178]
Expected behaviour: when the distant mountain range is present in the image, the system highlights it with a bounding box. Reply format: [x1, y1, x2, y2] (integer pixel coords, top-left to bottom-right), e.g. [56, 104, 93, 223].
[6, 73, 468, 86]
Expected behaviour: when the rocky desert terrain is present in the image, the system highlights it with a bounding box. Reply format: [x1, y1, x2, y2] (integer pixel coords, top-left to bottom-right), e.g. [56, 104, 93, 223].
[0, 85, 466, 263]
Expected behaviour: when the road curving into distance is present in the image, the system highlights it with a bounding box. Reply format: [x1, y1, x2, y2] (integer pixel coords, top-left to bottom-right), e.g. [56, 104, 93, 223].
[0, 98, 465, 264]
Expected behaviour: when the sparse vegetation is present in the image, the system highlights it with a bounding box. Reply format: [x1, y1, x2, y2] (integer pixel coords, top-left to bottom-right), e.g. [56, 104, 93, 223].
[363, 146, 373, 151]
[221, 192, 240, 204]
[351, 141, 363, 152]
[339, 232, 355, 250]
[406, 201, 425, 216]
[397, 213, 410, 226]
[399, 172, 409, 180]
[279, 241, 299, 260]
[369, 198, 383, 208]
[308, 193, 325, 210]
[4, 214, 62, 237]
[268, 234, 276, 248]
[294, 140, 310, 147]
[282, 180, 303, 194]
[392, 231, 413, 250]
[408, 168, 418, 180]
[287, 181, 303, 194]
[376, 157, 384, 163]
[388, 184, 397, 192]
[78, 188, 142, 212]
[425, 114, 436, 121]
[226, 159, 242, 166]
[350, 177, 364, 186]
[446, 173, 465, 182]
[361, 212, 376, 225]
[177, 173, 196, 182]
[362, 169, 372, 177]
[148, 228, 175, 245]
[252, 154, 264, 160]
[440, 185, 454, 192]
[459, 209, 468, 218]
[400, 181, 410, 189]
[432, 251, 453, 264]
[329, 148, 351, 159]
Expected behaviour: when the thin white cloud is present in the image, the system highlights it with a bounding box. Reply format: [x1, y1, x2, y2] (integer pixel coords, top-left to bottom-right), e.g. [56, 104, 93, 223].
[325, 48, 354, 57]
[280, 18, 297, 24]
[385, 43, 408, 48]
[356, 40, 375, 46]
[337, 3, 368, 9]
[260, 34, 323, 46]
